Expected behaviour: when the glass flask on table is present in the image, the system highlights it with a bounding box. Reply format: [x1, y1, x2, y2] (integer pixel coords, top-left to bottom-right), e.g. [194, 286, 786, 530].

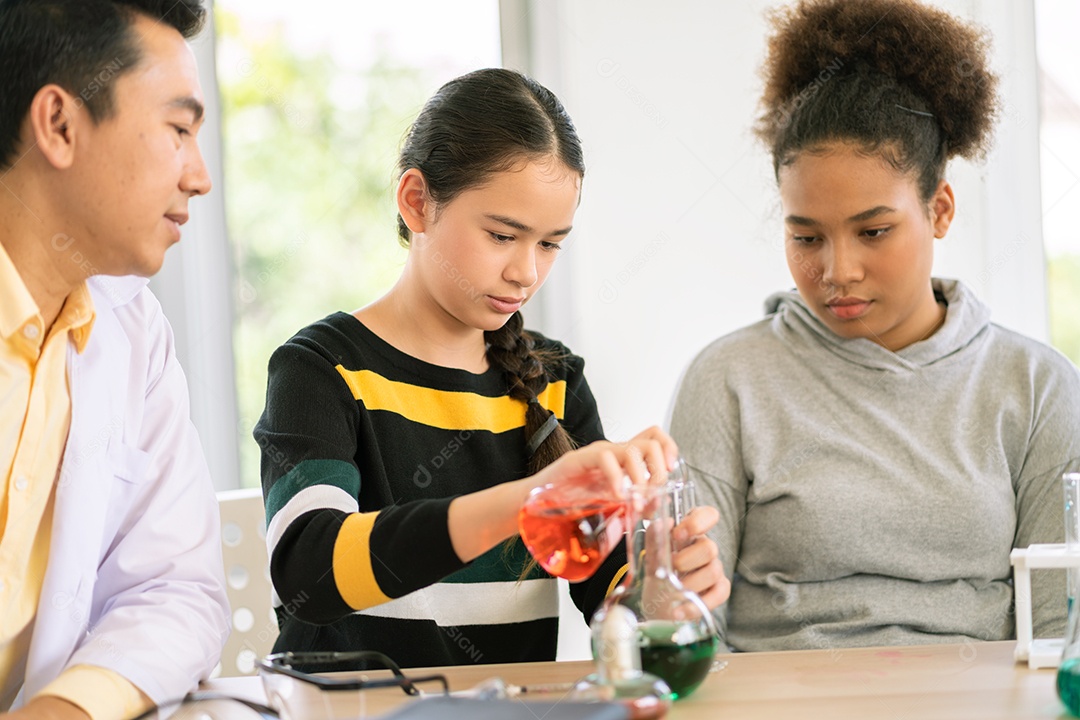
[589, 473, 720, 700]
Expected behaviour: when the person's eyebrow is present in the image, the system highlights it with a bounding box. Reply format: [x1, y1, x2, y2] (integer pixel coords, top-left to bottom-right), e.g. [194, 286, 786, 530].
[168, 96, 205, 123]
[847, 205, 896, 223]
[485, 214, 573, 237]
[784, 205, 897, 226]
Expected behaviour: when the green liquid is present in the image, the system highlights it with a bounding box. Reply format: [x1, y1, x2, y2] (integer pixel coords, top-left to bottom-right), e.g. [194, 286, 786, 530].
[1058, 657, 1080, 716]
[639, 635, 718, 700]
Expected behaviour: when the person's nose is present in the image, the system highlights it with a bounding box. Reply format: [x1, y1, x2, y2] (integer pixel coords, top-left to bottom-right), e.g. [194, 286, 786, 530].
[822, 237, 864, 289]
[505, 243, 539, 289]
[181, 138, 212, 197]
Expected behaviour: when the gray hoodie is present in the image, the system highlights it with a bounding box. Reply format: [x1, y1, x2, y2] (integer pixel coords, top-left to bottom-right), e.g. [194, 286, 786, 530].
[671, 279, 1080, 650]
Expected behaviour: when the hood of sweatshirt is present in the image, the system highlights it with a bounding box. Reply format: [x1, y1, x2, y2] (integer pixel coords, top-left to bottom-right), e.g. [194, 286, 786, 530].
[764, 278, 992, 372]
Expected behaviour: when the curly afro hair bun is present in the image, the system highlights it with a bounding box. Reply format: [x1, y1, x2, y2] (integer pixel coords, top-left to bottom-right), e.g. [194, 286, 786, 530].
[756, 0, 1000, 199]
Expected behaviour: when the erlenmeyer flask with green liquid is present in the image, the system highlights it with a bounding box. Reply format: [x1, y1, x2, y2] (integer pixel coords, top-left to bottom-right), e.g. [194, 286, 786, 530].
[589, 473, 720, 700]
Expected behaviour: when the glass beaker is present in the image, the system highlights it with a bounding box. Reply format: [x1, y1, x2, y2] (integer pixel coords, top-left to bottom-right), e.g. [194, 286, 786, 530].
[1058, 472, 1080, 715]
[1067, 472, 1080, 612]
[518, 467, 627, 581]
[590, 477, 719, 700]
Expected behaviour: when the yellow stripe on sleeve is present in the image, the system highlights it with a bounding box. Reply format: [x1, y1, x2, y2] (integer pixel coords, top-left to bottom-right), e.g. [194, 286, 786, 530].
[335, 367, 567, 432]
[333, 512, 394, 610]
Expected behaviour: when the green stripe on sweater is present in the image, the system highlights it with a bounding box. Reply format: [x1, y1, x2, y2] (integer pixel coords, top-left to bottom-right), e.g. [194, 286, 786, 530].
[265, 459, 360, 524]
[443, 538, 550, 584]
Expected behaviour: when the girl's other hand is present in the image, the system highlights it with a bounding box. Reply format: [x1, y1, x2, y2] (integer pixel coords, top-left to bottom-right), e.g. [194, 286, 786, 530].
[672, 505, 730, 610]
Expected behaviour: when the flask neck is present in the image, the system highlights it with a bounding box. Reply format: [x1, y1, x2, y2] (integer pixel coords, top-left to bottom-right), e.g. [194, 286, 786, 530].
[624, 482, 676, 583]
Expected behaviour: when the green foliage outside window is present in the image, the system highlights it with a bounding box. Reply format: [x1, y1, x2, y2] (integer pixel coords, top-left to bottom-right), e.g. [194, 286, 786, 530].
[1049, 254, 1080, 366]
[216, 10, 430, 485]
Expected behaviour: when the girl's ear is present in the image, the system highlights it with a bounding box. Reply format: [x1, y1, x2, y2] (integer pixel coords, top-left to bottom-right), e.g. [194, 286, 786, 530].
[397, 168, 431, 234]
[929, 180, 955, 239]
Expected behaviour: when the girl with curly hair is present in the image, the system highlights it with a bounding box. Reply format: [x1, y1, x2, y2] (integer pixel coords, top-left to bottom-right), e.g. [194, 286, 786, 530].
[671, 0, 1080, 651]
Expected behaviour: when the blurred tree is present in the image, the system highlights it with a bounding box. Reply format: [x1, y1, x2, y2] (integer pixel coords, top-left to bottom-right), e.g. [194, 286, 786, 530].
[216, 9, 430, 484]
[1049, 253, 1080, 366]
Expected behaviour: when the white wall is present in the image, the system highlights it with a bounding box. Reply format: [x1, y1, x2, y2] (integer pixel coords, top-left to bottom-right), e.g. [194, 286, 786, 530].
[504, 0, 1045, 659]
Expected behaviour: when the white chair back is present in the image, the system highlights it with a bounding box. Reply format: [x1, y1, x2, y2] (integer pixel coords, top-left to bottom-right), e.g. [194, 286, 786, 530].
[216, 487, 277, 677]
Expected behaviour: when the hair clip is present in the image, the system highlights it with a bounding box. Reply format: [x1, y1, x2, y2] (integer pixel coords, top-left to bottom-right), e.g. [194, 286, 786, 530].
[526, 412, 560, 456]
[894, 103, 935, 119]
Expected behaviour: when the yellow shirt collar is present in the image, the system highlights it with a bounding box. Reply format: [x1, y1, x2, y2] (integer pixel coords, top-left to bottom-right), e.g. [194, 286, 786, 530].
[58, 283, 96, 354]
[0, 242, 96, 353]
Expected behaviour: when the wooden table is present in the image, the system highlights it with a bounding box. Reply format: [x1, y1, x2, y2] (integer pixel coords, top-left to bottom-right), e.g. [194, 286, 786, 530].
[198, 641, 1066, 719]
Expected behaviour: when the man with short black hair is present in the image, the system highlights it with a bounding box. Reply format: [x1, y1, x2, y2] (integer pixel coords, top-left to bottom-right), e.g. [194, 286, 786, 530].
[0, 1, 229, 717]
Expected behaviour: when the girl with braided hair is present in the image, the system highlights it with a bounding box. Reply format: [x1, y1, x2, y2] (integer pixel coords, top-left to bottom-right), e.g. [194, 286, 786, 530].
[256, 68, 727, 667]
[671, 0, 1080, 652]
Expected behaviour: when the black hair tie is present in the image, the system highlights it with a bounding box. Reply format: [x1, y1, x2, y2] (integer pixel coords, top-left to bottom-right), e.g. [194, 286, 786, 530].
[526, 411, 559, 457]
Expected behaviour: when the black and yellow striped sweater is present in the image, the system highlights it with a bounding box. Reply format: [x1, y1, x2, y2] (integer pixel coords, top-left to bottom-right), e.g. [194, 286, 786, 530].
[255, 313, 625, 668]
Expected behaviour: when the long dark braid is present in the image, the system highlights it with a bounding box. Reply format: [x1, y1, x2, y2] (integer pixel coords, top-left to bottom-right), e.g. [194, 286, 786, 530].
[396, 68, 585, 473]
[485, 312, 576, 474]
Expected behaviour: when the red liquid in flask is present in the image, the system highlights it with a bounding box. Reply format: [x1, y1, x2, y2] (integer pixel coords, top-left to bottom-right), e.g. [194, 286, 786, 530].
[519, 497, 626, 581]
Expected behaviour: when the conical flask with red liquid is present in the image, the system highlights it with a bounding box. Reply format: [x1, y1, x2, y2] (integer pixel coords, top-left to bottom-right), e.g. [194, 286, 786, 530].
[518, 468, 627, 582]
